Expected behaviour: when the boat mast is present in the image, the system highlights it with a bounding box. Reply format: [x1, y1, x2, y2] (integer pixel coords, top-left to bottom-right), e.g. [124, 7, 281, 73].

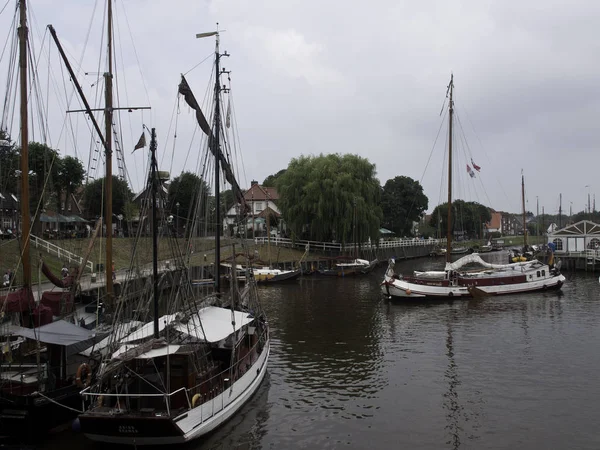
[213, 31, 222, 293]
[104, 0, 114, 304]
[150, 128, 159, 338]
[353, 197, 358, 260]
[521, 171, 527, 247]
[18, 0, 31, 287]
[445, 74, 454, 263]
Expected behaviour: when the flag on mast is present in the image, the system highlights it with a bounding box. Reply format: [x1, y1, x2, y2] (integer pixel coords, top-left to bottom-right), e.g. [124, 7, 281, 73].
[132, 132, 146, 153]
[466, 164, 476, 178]
[225, 99, 231, 129]
[471, 158, 481, 172]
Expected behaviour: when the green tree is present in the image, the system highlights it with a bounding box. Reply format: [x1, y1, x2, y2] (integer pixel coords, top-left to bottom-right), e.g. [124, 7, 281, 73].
[83, 176, 134, 218]
[27, 142, 61, 212]
[263, 169, 286, 187]
[276, 153, 382, 243]
[380, 176, 428, 236]
[0, 132, 18, 194]
[56, 155, 85, 209]
[167, 172, 210, 220]
[430, 200, 491, 239]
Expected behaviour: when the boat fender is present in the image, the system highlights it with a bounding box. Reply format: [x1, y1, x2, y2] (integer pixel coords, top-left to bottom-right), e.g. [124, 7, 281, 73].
[192, 393, 202, 408]
[448, 292, 454, 297]
[543, 285, 547, 290]
[405, 289, 411, 296]
[76, 363, 92, 388]
[97, 395, 104, 407]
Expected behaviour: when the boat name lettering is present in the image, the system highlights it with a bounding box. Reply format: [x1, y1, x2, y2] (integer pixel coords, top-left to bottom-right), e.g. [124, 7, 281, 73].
[118, 425, 139, 434]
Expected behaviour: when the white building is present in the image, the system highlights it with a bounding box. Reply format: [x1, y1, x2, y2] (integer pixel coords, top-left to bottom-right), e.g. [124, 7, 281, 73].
[547, 220, 600, 253]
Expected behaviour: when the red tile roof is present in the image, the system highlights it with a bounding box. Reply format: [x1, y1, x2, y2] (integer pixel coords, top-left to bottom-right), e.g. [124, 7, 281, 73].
[243, 184, 279, 201]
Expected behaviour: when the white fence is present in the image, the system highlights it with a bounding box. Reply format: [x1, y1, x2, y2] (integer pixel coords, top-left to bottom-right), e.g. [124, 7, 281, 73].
[30, 234, 94, 273]
[254, 236, 445, 252]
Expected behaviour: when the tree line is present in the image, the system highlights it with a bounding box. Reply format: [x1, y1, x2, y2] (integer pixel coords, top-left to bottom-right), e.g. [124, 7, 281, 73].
[1, 135, 499, 242]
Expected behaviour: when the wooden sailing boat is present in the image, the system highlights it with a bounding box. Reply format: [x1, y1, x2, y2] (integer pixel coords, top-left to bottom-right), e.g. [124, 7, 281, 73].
[0, 1, 104, 440]
[382, 75, 565, 299]
[77, 30, 270, 446]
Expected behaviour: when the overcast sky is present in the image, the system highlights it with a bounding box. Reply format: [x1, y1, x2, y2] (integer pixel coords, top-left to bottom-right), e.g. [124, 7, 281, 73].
[1, 0, 598, 216]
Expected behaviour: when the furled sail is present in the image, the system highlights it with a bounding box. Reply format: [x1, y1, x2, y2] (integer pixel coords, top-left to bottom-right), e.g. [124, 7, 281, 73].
[41, 260, 74, 288]
[178, 75, 249, 214]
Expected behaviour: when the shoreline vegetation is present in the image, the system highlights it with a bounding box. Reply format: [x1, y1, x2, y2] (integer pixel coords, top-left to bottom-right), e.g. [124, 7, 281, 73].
[0, 234, 545, 285]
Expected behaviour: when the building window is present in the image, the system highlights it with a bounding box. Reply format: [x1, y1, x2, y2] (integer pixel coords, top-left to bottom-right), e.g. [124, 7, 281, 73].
[552, 238, 563, 251]
[536, 271, 540, 278]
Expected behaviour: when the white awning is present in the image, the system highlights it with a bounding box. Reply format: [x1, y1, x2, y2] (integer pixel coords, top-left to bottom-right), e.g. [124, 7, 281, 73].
[174, 306, 254, 343]
[121, 314, 178, 343]
[80, 320, 143, 357]
[112, 343, 181, 360]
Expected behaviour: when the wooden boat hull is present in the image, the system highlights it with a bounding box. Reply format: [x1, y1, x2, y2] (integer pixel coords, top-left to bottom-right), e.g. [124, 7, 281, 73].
[255, 269, 301, 283]
[381, 271, 565, 299]
[81, 340, 270, 446]
[0, 384, 82, 441]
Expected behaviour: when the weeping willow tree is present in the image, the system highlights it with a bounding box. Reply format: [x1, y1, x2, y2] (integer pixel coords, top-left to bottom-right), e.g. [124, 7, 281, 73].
[276, 154, 382, 243]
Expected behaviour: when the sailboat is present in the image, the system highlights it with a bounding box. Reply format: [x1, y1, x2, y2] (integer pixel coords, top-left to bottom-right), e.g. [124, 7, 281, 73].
[0, 1, 105, 440]
[77, 30, 270, 446]
[231, 204, 301, 284]
[381, 75, 565, 299]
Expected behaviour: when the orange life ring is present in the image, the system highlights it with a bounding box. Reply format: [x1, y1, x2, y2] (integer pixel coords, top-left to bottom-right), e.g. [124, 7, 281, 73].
[76, 363, 92, 388]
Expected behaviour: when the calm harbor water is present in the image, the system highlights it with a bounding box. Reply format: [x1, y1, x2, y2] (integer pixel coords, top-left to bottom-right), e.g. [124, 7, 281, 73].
[41, 252, 600, 449]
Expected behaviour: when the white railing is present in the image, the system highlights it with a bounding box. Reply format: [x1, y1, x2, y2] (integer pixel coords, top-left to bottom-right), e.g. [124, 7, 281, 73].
[30, 234, 94, 273]
[254, 236, 444, 251]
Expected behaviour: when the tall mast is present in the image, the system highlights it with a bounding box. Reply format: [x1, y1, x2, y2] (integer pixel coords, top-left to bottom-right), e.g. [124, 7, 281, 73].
[214, 32, 221, 293]
[445, 74, 454, 263]
[150, 128, 159, 338]
[353, 197, 358, 260]
[558, 193, 562, 229]
[104, 0, 114, 303]
[521, 171, 527, 247]
[18, 0, 31, 287]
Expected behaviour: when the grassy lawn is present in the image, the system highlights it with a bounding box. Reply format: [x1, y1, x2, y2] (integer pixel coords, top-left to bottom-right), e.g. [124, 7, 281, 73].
[0, 236, 311, 285]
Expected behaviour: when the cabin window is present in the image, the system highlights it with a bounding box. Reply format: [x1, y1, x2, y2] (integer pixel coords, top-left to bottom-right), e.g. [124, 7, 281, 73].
[552, 238, 563, 251]
[536, 271, 540, 278]
[542, 270, 545, 276]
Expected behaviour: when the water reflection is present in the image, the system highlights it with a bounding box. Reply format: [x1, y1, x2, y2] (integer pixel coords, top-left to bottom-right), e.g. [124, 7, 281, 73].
[37, 259, 600, 450]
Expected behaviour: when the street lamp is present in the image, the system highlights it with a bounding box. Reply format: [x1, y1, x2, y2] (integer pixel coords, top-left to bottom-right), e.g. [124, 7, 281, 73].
[176, 202, 180, 237]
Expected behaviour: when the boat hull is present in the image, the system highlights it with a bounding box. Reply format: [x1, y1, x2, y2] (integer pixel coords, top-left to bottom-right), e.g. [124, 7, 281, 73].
[255, 269, 301, 283]
[0, 384, 82, 441]
[381, 273, 566, 299]
[81, 340, 270, 445]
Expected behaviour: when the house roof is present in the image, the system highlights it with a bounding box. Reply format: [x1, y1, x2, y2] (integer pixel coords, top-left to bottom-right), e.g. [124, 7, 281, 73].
[133, 184, 169, 202]
[257, 206, 280, 218]
[486, 212, 502, 229]
[243, 184, 279, 201]
[549, 220, 600, 236]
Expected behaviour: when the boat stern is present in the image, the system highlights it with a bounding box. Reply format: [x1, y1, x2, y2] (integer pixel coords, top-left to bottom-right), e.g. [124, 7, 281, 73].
[80, 410, 185, 445]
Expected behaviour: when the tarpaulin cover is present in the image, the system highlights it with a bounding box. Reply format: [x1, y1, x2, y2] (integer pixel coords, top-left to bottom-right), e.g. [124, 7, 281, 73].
[9, 320, 107, 357]
[40, 291, 74, 316]
[0, 287, 34, 313]
[33, 304, 53, 327]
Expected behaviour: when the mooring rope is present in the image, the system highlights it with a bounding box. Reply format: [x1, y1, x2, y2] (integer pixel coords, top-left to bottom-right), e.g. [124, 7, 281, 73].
[33, 391, 84, 414]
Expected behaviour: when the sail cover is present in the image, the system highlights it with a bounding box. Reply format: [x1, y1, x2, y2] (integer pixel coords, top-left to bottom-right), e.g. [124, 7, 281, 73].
[445, 253, 539, 271]
[174, 306, 255, 343]
[178, 75, 249, 215]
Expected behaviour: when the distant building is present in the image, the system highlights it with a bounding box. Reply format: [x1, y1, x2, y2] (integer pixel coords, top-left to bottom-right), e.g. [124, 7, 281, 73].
[224, 181, 282, 237]
[0, 191, 18, 232]
[548, 220, 600, 252]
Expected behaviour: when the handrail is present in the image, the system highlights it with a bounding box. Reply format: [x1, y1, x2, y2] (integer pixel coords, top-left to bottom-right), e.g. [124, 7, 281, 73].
[30, 234, 94, 273]
[253, 236, 444, 251]
[80, 332, 267, 401]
